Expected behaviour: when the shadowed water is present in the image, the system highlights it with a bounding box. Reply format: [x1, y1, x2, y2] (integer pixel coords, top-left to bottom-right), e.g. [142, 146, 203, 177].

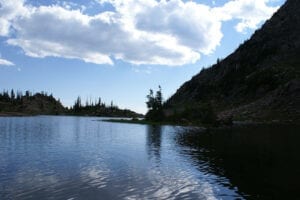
[0, 116, 299, 199]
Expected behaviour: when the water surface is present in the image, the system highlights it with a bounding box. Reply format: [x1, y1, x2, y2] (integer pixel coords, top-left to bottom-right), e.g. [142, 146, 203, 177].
[0, 116, 299, 199]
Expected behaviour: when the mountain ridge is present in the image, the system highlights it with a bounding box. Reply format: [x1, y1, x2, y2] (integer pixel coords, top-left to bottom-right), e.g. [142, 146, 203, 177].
[165, 0, 300, 122]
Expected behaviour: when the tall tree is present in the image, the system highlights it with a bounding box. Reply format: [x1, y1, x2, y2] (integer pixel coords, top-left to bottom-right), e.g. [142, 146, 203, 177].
[74, 96, 82, 112]
[10, 89, 15, 100]
[155, 85, 163, 109]
[145, 86, 164, 121]
[146, 89, 155, 110]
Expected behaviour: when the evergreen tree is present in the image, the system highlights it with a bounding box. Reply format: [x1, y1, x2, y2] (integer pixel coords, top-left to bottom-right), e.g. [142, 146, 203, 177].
[74, 96, 82, 112]
[146, 89, 155, 110]
[2, 90, 9, 101]
[155, 85, 163, 109]
[98, 97, 101, 106]
[145, 86, 164, 121]
[25, 90, 30, 98]
[10, 89, 15, 100]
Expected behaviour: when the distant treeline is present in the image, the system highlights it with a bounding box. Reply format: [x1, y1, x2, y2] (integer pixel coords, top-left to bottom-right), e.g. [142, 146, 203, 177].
[0, 90, 142, 117]
[0, 89, 55, 102]
[0, 89, 64, 115]
[70, 96, 141, 117]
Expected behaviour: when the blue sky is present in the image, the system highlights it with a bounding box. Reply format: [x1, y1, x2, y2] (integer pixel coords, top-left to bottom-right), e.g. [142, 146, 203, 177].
[0, 0, 285, 113]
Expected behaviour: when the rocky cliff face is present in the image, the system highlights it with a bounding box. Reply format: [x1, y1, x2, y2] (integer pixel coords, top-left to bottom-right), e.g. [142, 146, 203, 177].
[166, 0, 300, 122]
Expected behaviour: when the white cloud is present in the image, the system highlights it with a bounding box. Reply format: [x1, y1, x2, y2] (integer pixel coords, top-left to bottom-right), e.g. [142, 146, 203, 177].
[134, 0, 223, 54]
[212, 0, 279, 32]
[0, 0, 28, 36]
[0, 58, 15, 66]
[0, 0, 280, 66]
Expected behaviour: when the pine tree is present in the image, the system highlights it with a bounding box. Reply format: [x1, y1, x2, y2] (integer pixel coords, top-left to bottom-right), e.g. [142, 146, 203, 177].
[145, 86, 164, 121]
[74, 96, 82, 112]
[155, 85, 163, 109]
[10, 89, 15, 100]
[146, 89, 155, 110]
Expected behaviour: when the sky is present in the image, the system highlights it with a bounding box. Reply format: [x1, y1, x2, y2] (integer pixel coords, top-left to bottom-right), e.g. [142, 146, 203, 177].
[0, 0, 285, 114]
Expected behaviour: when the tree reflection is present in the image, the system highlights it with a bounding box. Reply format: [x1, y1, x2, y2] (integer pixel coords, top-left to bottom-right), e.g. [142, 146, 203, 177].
[146, 125, 163, 162]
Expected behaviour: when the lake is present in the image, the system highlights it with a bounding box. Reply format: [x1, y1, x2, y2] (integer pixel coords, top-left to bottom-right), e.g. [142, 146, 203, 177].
[0, 116, 299, 199]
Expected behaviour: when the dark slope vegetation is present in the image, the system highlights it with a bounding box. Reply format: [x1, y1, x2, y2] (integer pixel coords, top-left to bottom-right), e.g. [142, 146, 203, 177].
[166, 0, 300, 122]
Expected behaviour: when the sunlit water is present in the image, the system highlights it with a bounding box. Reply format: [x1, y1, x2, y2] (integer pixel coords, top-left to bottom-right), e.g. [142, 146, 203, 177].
[0, 116, 299, 199]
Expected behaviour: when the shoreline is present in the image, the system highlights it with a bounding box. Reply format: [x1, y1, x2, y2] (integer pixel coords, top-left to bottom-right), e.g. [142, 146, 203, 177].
[0, 112, 143, 118]
[1, 113, 298, 126]
[102, 118, 300, 128]
[0, 112, 34, 117]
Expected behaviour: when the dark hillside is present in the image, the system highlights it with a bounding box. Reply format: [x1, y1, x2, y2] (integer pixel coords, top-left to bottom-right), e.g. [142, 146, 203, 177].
[166, 0, 300, 122]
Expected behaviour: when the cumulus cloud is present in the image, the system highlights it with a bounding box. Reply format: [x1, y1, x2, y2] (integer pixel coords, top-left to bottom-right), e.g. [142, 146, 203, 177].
[0, 0, 280, 66]
[213, 0, 279, 33]
[134, 1, 223, 54]
[0, 58, 15, 66]
[0, 0, 28, 36]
